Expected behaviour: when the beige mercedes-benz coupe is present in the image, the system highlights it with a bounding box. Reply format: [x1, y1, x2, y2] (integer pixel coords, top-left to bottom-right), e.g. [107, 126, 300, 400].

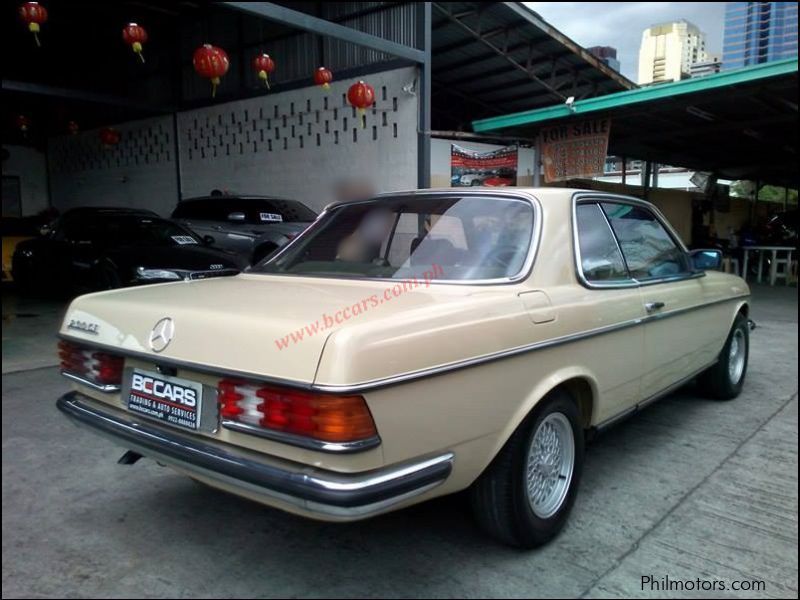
[56, 188, 751, 547]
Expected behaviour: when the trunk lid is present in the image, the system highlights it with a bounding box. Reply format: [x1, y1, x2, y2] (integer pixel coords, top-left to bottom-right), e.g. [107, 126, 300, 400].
[60, 273, 474, 384]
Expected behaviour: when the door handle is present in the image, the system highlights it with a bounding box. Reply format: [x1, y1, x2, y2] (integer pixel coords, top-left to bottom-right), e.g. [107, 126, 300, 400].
[645, 301, 665, 313]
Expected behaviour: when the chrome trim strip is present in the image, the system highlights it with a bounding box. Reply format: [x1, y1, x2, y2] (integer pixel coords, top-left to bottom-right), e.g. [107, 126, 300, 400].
[571, 191, 704, 290]
[59, 293, 749, 395]
[314, 294, 750, 393]
[594, 359, 719, 432]
[56, 392, 453, 518]
[250, 188, 544, 286]
[220, 420, 381, 454]
[61, 371, 121, 393]
[57, 333, 317, 391]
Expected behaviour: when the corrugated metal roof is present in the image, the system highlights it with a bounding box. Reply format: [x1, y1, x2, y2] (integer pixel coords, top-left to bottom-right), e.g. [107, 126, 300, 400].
[430, 2, 635, 128]
[472, 59, 799, 186]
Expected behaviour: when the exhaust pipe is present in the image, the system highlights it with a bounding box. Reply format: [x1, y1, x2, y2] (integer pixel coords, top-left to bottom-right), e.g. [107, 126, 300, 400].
[117, 450, 143, 465]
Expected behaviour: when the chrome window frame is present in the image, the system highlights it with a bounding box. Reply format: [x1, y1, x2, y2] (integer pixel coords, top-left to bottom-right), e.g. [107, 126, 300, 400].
[571, 191, 704, 290]
[248, 189, 543, 286]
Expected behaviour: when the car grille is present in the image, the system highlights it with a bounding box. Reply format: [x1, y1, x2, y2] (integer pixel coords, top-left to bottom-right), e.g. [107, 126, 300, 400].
[188, 269, 239, 280]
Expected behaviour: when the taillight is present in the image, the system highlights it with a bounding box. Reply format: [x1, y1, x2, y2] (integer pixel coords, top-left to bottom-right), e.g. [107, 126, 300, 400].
[218, 379, 378, 444]
[58, 340, 124, 386]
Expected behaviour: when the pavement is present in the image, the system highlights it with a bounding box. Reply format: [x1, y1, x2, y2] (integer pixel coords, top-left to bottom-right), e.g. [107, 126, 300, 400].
[2, 284, 798, 599]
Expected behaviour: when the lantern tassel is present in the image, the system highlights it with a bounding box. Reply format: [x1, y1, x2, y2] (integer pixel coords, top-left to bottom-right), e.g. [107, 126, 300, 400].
[33, 31, 41, 47]
[211, 77, 220, 98]
[322, 82, 330, 91]
[137, 51, 145, 64]
[359, 107, 366, 129]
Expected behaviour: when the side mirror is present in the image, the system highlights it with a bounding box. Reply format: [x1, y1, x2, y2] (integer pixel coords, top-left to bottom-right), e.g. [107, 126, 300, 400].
[690, 249, 722, 271]
[202, 235, 215, 245]
[227, 212, 246, 222]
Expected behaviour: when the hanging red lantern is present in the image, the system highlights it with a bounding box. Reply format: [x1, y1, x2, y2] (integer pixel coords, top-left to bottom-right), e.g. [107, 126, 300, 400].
[347, 81, 375, 128]
[122, 23, 148, 63]
[99, 127, 121, 147]
[253, 53, 275, 89]
[314, 66, 333, 91]
[67, 120, 79, 135]
[16, 115, 31, 134]
[193, 44, 229, 98]
[19, 2, 48, 47]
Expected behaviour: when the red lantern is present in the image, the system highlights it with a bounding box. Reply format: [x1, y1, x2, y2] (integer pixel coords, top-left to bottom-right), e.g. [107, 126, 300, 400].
[19, 2, 48, 47]
[16, 115, 30, 134]
[193, 44, 229, 98]
[123, 23, 148, 63]
[347, 81, 375, 128]
[99, 127, 121, 147]
[253, 53, 275, 89]
[314, 66, 333, 91]
[67, 120, 79, 135]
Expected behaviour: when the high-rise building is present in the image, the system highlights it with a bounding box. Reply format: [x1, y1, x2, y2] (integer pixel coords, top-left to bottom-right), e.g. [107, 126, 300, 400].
[587, 46, 621, 72]
[690, 54, 723, 77]
[637, 20, 708, 84]
[723, 2, 798, 69]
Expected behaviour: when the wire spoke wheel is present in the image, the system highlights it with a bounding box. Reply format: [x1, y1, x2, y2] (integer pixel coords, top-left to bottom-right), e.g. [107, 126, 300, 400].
[525, 412, 575, 519]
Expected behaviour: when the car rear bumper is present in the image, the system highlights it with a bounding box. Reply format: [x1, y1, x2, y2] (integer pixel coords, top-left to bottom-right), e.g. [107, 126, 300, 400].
[56, 391, 453, 520]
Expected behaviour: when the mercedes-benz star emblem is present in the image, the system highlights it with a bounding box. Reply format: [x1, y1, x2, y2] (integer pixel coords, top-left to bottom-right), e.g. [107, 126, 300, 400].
[149, 317, 174, 353]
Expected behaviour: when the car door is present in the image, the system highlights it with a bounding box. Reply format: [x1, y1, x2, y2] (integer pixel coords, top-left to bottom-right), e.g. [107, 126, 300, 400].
[600, 201, 713, 401]
[572, 200, 645, 420]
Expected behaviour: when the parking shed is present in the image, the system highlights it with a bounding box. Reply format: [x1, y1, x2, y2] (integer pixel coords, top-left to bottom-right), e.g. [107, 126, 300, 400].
[2, 2, 798, 599]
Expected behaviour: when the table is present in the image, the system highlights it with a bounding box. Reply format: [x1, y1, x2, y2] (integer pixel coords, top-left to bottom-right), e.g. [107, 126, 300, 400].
[741, 246, 795, 285]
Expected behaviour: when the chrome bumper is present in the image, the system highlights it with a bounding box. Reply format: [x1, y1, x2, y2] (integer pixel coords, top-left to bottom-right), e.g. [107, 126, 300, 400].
[57, 392, 453, 519]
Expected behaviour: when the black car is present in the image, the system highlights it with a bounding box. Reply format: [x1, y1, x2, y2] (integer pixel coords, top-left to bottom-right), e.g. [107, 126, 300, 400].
[171, 195, 317, 264]
[12, 207, 247, 294]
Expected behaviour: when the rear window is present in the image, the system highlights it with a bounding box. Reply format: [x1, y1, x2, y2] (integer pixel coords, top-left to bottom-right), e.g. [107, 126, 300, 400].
[255, 194, 535, 281]
[172, 198, 316, 223]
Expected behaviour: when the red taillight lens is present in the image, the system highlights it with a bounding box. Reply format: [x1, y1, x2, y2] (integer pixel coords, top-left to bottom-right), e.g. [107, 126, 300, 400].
[218, 379, 378, 443]
[58, 340, 124, 386]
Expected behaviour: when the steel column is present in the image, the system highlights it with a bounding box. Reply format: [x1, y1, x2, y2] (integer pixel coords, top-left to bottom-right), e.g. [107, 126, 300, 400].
[417, 2, 432, 188]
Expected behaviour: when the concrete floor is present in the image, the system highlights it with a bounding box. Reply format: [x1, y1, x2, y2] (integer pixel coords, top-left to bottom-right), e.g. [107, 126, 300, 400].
[2, 285, 798, 598]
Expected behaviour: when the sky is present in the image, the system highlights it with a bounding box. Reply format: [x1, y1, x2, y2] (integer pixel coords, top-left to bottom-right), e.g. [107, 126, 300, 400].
[524, 2, 727, 81]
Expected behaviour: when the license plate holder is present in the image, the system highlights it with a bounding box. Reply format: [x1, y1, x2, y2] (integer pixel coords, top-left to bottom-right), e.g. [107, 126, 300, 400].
[125, 369, 203, 431]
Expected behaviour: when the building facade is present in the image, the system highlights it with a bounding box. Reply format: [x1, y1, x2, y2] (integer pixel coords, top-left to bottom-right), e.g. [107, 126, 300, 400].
[690, 54, 723, 77]
[723, 2, 799, 69]
[588, 46, 621, 72]
[638, 20, 708, 84]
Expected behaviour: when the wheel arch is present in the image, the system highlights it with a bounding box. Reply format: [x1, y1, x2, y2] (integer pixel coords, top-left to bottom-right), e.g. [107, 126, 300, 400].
[483, 368, 598, 472]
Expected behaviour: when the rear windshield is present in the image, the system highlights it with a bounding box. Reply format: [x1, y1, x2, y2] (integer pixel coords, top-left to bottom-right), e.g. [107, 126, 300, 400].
[254, 194, 534, 281]
[172, 198, 317, 223]
[58, 215, 202, 246]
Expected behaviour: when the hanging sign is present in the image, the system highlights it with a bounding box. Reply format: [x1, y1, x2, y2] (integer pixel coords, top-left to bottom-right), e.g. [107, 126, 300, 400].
[450, 144, 518, 187]
[540, 118, 610, 183]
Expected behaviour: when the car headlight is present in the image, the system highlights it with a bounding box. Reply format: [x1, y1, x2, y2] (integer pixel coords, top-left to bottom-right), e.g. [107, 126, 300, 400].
[135, 267, 183, 281]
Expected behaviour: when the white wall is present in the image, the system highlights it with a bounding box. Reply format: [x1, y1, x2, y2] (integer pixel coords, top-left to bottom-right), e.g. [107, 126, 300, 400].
[430, 138, 536, 188]
[46, 67, 419, 216]
[48, 116, 177, 216]
[177, 67, 419, 212]
[2, 145, 50, 216]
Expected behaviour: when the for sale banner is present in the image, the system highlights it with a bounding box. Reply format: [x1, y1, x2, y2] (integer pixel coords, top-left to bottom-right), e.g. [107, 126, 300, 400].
[540, 119, 610, 183]
[450, 144, 518, 187]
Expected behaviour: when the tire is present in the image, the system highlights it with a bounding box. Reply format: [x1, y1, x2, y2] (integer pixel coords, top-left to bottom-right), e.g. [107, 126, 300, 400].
[697, 313, 749, 400]
[470, 389, 585, 548]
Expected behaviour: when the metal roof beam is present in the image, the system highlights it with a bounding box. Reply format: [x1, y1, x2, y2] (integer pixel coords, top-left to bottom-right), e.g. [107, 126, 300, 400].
[2, 79, 174, 113]
[223, 2, 425, 63]
[432, 2, 566, 102]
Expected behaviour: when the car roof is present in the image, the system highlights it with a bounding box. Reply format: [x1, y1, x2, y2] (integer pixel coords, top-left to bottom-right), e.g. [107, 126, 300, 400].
[62, 207, 158, 216]
[180, 195, 297, 203]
